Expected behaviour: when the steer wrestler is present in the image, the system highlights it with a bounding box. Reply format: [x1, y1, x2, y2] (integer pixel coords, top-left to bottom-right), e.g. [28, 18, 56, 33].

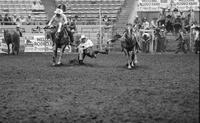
[78, 35, 108, 64]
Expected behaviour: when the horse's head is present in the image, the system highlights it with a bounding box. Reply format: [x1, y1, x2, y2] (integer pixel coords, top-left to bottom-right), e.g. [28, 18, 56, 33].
[125, 25, 133, 39]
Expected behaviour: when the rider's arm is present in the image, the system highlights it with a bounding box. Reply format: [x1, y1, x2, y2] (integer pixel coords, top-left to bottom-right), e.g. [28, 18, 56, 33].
[62, 14, 68, 24]
[48, 15, 56, 26]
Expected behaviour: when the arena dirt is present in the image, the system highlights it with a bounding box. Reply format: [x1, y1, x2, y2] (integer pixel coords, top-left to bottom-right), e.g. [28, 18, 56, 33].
[0, 53, 199, 123]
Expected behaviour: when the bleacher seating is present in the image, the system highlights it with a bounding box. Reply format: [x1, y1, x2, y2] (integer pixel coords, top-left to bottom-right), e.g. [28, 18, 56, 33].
[55, 0, 126, 23]
[0, 0, 47, 24]
[0, 0, 126, 25]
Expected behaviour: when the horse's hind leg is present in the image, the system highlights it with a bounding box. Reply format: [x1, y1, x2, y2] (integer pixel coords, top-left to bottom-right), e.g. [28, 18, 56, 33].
[11, 43, 15, 55]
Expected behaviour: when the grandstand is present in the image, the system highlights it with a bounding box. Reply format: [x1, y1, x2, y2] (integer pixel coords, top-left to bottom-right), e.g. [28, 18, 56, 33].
[0, 0, 47, 24]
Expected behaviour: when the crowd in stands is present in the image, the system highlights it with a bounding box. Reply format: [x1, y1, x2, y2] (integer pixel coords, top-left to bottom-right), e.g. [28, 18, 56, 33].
[133, 8, 198, 32]
[0, 14, 33, 26]
[131, 7, 199, 54]
[0, 1, 45, 26]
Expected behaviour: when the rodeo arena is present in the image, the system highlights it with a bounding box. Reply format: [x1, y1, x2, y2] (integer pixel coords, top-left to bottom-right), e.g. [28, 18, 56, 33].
[0, 0, 199, 122]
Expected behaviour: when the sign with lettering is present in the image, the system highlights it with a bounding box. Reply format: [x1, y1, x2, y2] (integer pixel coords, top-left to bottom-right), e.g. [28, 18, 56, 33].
[24, 35, 53, 52]
[138, 0, 200, 11]
[138, 0, 161, 11]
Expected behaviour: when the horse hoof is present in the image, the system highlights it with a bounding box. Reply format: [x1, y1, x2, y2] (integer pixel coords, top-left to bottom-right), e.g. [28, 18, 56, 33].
[52, 63, 56, 66]
[57, 62, 63, 65]
[128, 66, 132, 69]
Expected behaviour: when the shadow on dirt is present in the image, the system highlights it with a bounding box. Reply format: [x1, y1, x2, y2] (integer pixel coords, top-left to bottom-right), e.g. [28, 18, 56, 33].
[117, 64, 151, 70]
[48, 59, 106, 68]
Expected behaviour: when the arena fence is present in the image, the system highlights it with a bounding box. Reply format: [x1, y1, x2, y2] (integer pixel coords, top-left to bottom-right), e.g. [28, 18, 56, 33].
[0, 25, 195, 54]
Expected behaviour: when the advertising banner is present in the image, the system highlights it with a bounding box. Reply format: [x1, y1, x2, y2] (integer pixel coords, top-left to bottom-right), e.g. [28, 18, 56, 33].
[0, 36, 7, 53]
[138, 0, 161, 11]
[24, 35, 53, 52]
[175, 0, 199, 11]
[138, 0, 200, 11]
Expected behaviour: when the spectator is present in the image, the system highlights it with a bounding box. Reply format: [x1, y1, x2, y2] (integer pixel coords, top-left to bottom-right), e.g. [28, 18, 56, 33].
[189, 8, 195, 26]
[157, 8, 166, 27]
[180, 11, 186, 29]
[142, 18, 150, 30]
[103, 15, 110, 26]
[173, 8, 181, 19]
[20, 16, 26, 25]
[165, 8, 173, 33]
[0, 14, 3, 25]
[150, 18, 158, 29]
[165, 8, 172, 18]
[4, 14, 12, 25]
[12, 14, 18, 25]
[26, 15, 32, 25]
[133, 15, 141, 26]
[175, 29, 187, 54]
[15, 18, 21, 27]
[69, 19, 77, 32]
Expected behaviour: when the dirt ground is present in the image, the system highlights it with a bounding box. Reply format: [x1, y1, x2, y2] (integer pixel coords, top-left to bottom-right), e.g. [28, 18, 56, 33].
[0, 52, 199, 123]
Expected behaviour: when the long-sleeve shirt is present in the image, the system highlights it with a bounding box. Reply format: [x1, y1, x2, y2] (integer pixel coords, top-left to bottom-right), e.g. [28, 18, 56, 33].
[78, 39, 94, 49]
[48, 14, 68, 26]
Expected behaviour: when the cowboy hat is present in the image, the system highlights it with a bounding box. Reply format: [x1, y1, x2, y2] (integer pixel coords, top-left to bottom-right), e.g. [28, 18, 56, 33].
[173, 8, 178, 12]
[54, 8, 63, 14]
[80, 35, 87, 40]
[191, 24, 196, 29]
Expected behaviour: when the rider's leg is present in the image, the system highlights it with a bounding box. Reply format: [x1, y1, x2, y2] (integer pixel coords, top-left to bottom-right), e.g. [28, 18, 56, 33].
[57, 22, 62, 33]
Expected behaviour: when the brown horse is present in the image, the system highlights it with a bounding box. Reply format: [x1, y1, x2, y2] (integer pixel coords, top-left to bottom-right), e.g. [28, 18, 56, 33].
[3, 29, 20, 55]
[44, 24, 70, 66]
[111, 26, 138, 69]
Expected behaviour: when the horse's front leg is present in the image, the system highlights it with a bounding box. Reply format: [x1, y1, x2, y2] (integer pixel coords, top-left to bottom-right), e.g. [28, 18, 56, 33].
[133, 47, 138, 64]
[124, 50, 131, 69]
[52, 45, 57, 66]
[58, 45, 66, 65]
[131, 51, 135, 67]
[7, 43, 10, 55]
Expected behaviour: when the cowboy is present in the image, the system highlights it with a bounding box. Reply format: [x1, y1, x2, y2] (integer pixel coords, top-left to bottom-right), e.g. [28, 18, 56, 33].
[175, 28, 187, 54]
[78, 35, 95, 64]
[157, 8, 166, 27]
[158, 25, 166, 52]
[191, 25, 200, 54]
[141, 32, 151, 53]
[142, 18, 150, 30]
[78, 35, 108, 64]
[16, 25, 22, 37]
[48, 8, 67, 33]
[48, 8, 74, 43]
